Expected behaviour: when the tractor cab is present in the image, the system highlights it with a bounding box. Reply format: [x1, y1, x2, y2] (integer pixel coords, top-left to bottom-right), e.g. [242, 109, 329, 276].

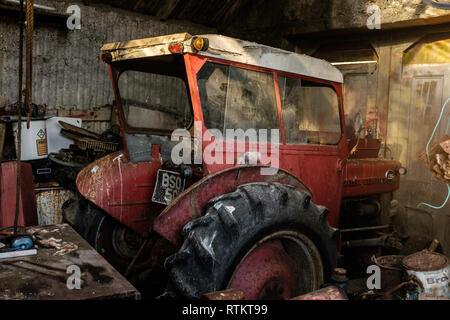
[96, 33, 350, 227]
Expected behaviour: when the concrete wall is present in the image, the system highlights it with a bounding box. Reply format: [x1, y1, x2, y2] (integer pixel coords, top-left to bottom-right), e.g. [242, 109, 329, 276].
[227, 0, 450, 47]
[0, 0, 214, 132]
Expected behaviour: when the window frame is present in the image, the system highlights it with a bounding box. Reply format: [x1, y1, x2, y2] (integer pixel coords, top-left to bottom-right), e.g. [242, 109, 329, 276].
[276, 73, 344, 146]
[193, 56, 345, 147]
[112, 57, 195, 136]
[196, 61, 281, 137]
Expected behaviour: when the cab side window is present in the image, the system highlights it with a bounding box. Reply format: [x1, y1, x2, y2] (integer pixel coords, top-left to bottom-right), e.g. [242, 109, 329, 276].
[278, 76, 342, 145]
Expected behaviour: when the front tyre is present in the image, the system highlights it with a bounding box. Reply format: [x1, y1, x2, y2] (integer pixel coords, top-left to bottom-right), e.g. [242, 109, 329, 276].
[164, 183, 339, 299]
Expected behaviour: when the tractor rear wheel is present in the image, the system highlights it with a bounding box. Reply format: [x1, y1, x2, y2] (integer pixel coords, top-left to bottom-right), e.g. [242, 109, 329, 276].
[164, 183, 339, 299]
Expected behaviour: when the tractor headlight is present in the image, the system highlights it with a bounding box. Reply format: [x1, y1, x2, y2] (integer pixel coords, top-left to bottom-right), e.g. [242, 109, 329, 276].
[385, 170, 395, 184]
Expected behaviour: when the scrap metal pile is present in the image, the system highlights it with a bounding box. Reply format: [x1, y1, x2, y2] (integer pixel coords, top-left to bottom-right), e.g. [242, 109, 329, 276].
[419, 135, 450, 182]
[49, 121, 121, 190]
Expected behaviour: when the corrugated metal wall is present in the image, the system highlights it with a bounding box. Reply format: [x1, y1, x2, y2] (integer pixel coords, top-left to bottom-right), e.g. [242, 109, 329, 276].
[0, 0, 214, 132]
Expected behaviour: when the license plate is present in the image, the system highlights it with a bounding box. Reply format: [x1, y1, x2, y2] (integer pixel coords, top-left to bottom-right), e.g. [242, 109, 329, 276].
[152, 170, 186, 205]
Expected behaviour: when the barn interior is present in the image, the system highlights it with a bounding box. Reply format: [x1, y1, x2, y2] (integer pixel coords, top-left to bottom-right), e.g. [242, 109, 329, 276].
[0, 0, 449, 302]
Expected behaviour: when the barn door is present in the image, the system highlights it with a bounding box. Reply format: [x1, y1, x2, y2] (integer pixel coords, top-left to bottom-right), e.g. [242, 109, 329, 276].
[400, 34, 450, 255]
[402, 34, 450, 209]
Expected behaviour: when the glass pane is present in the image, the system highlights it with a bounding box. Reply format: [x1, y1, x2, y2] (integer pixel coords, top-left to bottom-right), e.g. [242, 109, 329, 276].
[279, 76, 342, 145]
[198, 62, 280, 137]
[118, 71, 192, 131]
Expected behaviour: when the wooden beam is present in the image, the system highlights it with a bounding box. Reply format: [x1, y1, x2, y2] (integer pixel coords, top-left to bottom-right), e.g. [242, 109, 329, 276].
[132, 0, 146, 11]
[57, 107, 112, 121]
[218, 0, 251, 31]
[155, 0, 182, 20]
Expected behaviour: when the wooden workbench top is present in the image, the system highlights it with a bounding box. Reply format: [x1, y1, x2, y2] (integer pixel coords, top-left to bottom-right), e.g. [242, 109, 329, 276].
[0, 224, 140, 300]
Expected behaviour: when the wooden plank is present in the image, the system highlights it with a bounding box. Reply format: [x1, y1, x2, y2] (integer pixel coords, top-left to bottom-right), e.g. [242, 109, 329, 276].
[57, 108, 112, 121]
[0, 224, 140, 300]
[0, 123, 5, 158]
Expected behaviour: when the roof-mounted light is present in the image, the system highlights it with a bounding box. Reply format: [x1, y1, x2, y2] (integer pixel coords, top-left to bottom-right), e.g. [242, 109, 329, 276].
[191, 37, 209, 52]
[101, 52, 112, 63]
[169, 42, 184, 54]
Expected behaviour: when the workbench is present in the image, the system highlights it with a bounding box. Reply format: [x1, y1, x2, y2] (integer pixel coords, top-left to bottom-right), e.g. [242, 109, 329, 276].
[0, 224, 140, 300]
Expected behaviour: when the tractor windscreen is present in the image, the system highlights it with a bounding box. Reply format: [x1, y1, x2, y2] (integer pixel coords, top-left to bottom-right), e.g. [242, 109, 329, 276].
[118, 70, 192, 132]
[197, 62, 280, 134]
[197, 62, 342, 145]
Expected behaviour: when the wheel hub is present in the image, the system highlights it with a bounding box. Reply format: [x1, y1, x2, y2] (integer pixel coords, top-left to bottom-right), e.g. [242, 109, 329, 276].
[228, 240, 298, 300]
[111, 222, 141, 260]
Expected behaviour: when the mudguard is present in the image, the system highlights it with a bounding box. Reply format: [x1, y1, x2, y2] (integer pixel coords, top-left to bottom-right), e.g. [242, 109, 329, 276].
[153, 166, 312, 245]
[76, 151, 165, 234]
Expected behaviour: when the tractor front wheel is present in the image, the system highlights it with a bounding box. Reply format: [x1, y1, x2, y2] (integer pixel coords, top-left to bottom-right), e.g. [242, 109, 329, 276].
[164, 183, 339, 299]
[62, 198, 153, 275]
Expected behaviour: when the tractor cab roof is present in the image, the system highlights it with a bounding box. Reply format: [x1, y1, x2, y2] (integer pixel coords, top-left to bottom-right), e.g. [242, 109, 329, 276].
[101, 33, 343, 83]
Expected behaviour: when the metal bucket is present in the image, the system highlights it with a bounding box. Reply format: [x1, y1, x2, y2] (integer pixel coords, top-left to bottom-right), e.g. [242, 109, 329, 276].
[402, 250, 450, 298]
[372, 255, 405, 291]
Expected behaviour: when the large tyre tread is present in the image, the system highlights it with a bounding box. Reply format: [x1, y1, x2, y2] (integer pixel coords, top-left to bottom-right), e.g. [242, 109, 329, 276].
[165, 182, 338, 299]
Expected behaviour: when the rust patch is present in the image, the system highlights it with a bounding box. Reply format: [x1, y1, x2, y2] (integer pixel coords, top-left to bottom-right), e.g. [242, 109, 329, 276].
[403, 251, 449, 272]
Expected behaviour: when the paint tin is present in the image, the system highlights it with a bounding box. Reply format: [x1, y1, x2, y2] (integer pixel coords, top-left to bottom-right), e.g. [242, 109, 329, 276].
[372, 255, 405, 291]
[12, 120, 48, 160]
[402, 250, 449, 298]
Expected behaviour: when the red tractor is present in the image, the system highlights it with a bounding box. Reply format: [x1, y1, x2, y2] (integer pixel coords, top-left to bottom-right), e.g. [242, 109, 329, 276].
[63, 33, 406, 299]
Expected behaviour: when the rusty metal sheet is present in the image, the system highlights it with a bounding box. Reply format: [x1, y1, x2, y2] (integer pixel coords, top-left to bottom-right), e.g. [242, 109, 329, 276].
[0, 224, 140, 300]
[36, 189, 76, 226]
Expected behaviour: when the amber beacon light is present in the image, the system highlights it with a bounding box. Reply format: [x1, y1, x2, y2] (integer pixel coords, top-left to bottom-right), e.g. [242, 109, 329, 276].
[191, 37, 209, 52]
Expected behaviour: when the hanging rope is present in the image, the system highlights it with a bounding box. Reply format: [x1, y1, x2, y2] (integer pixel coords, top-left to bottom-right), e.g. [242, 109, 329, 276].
[13, 0, 25, 235]
[418, 97, 450, 210]
[25, 0, 34, 129]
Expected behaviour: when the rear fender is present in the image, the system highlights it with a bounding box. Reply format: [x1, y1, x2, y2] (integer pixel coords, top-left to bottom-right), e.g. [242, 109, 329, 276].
[153, 166, 311, 245]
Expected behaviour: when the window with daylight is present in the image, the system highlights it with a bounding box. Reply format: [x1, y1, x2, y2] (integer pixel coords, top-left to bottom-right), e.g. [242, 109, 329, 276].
[118, 70, 192, 131]
[278, 76, 342, 145]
